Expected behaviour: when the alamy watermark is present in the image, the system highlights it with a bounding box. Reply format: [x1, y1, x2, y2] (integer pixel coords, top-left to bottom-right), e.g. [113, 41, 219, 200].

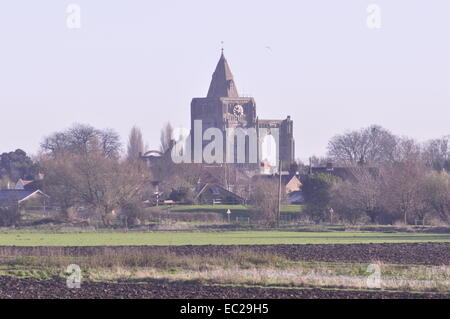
[66, 4, 82, 29]
[367, 4, 382, 30]
[170, 120, 280, 166]
[66, 264, 82, 289]
[366, 263, 382, 289]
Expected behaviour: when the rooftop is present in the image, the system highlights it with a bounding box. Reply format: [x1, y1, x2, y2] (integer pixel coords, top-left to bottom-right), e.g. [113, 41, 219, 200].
[0, 190, 48, 204]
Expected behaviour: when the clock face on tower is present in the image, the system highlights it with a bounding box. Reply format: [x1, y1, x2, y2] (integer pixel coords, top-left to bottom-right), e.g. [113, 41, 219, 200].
[233, 104, 244, 117]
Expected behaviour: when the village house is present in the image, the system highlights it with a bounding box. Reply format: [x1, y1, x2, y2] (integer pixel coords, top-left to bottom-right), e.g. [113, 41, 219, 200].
[0, 189, 49, 210]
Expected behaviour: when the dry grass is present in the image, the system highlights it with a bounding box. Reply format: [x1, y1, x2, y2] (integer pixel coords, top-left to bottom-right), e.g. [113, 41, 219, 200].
[4, 251, 450, 293]
[4, 250, 290, 270]
[88, 263, 450, 292]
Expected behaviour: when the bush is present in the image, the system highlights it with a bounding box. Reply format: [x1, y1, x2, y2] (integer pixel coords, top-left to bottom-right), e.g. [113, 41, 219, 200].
[248, 179, 281, 227]
[0, 206, 20, 227]
[302, 174, 340, 223]
[169, 186, 194, 204]
[119, 202, 149, 228]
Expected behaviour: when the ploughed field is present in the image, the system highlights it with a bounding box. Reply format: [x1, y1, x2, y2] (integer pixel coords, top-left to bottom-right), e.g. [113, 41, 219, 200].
[1, 242, 450, 299]
[0, 276, 448, 299]
[1, 242, 450, 265]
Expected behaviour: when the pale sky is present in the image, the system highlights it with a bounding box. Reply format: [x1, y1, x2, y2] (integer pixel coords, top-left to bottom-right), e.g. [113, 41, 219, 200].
[0, 1, 449, 161]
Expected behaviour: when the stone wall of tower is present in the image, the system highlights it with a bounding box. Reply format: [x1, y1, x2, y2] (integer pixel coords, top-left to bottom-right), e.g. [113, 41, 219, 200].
[191, 98, 223, 132]
[279, 116, 295, 169]
[257, 117, 295, 170]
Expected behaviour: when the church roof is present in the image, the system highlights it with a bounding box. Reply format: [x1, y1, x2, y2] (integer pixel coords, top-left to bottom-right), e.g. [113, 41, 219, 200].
[207, 53, 239, 98]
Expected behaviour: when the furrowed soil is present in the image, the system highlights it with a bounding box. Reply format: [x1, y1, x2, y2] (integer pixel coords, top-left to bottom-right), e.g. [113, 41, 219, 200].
[1, 242, 450, 265]
[1, 243, 450, 299]
[0, 276, 448, 299]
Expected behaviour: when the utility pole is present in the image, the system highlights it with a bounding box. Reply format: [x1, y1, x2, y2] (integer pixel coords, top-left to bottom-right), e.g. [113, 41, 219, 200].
[277, 159, 282, 228]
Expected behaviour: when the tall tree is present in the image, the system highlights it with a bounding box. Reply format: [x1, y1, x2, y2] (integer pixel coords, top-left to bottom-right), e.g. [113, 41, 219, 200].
[327, 125, 398, 165]
[421, 171, 450, 222]
[160, 122, 174, 154]
[127, 126, 145, 160]
[380, 161, 427, 225]
[392, 137, 422, 163]
[423, 136, 449, 172]
[330, 167, 382, 224]
[38, 124, 151, 225]
[39, 152, 151, 225]
[0, 149, 37, 181]
[41, 123, 121, 159]
[249, 178, 283, 227]
[302, 173, 340, 223]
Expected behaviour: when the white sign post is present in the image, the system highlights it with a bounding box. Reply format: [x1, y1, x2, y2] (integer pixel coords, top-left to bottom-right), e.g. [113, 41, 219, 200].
[226, 209, 232, 223]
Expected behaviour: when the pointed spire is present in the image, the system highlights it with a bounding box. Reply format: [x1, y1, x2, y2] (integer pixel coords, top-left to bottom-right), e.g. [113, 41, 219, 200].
[207, 52, 239, 98]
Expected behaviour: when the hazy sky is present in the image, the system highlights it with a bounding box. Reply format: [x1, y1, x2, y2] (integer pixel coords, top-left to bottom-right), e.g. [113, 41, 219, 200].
[0, 1, 449, 161]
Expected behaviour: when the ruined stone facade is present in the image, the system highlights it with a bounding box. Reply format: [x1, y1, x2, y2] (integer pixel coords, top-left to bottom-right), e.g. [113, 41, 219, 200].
[190, 53, 295, 170]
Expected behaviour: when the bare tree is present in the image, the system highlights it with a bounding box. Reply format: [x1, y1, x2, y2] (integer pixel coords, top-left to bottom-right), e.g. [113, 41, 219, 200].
[380, 161, 427, 225]
[249, 178, 284, 227]
[309, 156, 333, 167]
[327, 125, 398, 165]
[75, 154, 150, 225]
[423, 136, 449, 171]
[331, 167, 382, 224]
[422, 171, 450, 222]
[41, 124, 121, 159]
[160, 122, 174, 154]
[392, 137, 422, 164]
[39, 125, 150, 226]
[127, 126, 145, 161]
[330, 149, 450, 226]
[38, 154, 81, 220]
[41, 152, 151, 226]
[98, 128, 121, 159]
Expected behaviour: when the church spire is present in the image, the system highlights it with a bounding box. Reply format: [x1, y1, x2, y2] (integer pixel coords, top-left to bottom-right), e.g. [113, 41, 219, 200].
[207, 52, 239, 98]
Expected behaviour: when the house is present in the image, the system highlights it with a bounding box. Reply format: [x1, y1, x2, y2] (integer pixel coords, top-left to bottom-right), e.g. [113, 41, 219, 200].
[286, 191, 304, 204]
[0, 190, 49, 209]
[15, 174, 44, 192]
[15, 179, 33, 190]
[253, 173, 303, 204]
[194, 183, 245, 205]
[254, 174, 302, 194]
[285, 175, 302, 193]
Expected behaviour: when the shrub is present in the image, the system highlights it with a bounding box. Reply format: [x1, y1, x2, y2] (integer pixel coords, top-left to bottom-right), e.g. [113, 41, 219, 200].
[119, 201, 149, 228]
[248, 179, 281, 227]
[302, 173, 340, 223]
[0, 205, 20, 227]
[169, 186, 194, 204]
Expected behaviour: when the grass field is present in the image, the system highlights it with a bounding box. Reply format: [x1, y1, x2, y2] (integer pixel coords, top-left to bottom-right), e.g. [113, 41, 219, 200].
[170, 204, 302, 214]
[1, 231, 450, 246]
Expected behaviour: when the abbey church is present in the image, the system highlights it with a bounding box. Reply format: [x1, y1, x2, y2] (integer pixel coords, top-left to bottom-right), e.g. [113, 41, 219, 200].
[190, 52, 295, 171]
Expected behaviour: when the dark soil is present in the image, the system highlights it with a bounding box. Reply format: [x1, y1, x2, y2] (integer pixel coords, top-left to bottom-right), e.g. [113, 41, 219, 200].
[0, 276, 448, 299]
[1, 242, 450, 265]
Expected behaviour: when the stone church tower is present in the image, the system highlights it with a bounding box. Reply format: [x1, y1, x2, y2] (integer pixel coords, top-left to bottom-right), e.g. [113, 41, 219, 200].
[190, 52, 295, 170]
